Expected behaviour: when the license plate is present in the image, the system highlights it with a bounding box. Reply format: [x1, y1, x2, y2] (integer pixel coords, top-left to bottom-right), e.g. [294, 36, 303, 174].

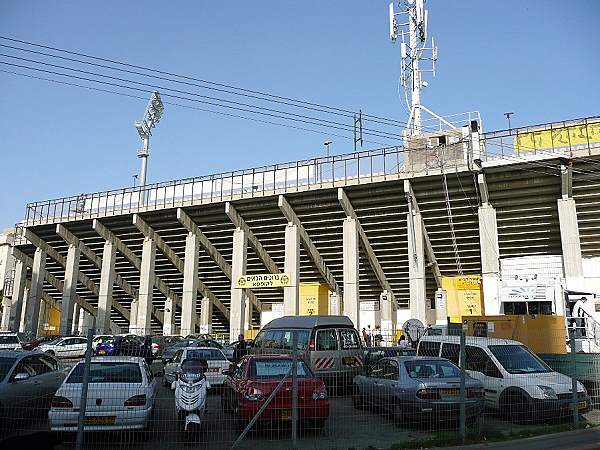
[281, 410, 291, 420]
[207, 367, 219, 373]
[84, 416, 116, 425]
[578, 401, 587, 410]
[441, 388, 460, 396]
[97, 350, 106, 355]
[343, 356, 357, 366]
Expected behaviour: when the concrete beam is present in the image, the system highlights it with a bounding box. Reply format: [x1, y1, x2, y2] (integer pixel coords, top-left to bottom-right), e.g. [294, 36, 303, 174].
[557, 198, 584, 287]
[136, 237, 156, 335]
[26, 228, 130, 322]
[92, 219, 170, 323]
[338, 188, 397, 308]
[479, 204, 501, 315]
[225, 202, 280, 275]
[283, 223, 300, 316]
[132, 214, 229, 320]
[59, 244, 80, 335]
[230, 228, 247, 338]
[278, 195, 341, 295]
[97, 240, 116, 333]
[560, 163, 573, 199]
[56, 224, 139, 309]
[477, 172, 490, 206]
[343, 218, 360, 328]
[175, 210, 261, 311]
[181, 232, 199, 336]
[24, 247, 45, 335]
[403, 180, 442, 288]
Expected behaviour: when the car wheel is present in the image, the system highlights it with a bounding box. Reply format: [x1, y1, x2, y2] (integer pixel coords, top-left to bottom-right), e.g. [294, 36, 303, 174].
[504, 391, 533, 424]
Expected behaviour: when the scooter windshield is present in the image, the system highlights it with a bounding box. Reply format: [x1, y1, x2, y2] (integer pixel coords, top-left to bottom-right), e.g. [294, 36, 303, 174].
[180, 358, 207, 382]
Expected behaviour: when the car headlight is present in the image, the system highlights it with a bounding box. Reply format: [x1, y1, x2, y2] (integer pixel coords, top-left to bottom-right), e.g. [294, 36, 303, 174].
[538, 385, 558, 400]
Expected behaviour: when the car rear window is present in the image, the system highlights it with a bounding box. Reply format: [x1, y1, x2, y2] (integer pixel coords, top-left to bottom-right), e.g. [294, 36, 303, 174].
[249, 359, 311, 379]
[67, 362, 142, 384]
[0, 357, 16, 380]
[254, 329, 310, 350]
[417, 341, 441, 357]
[405, 360, 460, 378]
[187, 349, 226, 361]
[339, 329, 360, 349]
[0, 335, 19, 344]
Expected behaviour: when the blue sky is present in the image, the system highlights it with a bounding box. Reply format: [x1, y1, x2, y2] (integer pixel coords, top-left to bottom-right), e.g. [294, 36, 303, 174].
[1, 1, 598, 228]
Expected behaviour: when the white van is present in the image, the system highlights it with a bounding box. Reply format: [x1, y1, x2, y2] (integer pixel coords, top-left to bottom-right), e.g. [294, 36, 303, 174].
[417, 336, 590, 422]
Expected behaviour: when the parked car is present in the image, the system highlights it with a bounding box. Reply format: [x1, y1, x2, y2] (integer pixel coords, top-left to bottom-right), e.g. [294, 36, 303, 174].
[92, 335, 113, 352]
[363, 346, 416, 368]
[162, 338, 226, 364]
[49, 357, 157, 432]
[37, 336, 88, 358]
[163, 347, 230, 388]
[222, 354, 329, 430]
[353, 356, 484, 425]
[417, 336, 591, 422]
[0, 332, 25, 351]
[0, 351, 67, 418]
[252, 315, 363, 387]
[22, 335, 56, 351]
[150, 335, 182, 357]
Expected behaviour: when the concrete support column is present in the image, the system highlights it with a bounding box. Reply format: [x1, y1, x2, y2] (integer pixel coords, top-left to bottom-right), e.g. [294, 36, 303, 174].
[200, 297, 212, 334]
[230, 228, 247, 340]
[129, 301, 139, 334]
[72, 305, 81, 335]
[81, 310, 95, 334]
[283, 223, 300, 316]
[38, 299, 50, 336]
[380, 290, 396, 343]
[163, 297, 176, 335]
[407, 211, 427, 323]
[343, 218, 360, 328]
[329, 292, 340, 315]
[19, 287, 29, 333]
[59, 244, 80, 335]
[557, 198, 584, 288]
[245, 299, 253, 331]
[9, 260, 27, 332]
[97, 240, 116, 333]
[478, 204, 501, 315]
[1, 298, 11, 331]
[181, 232, 199, 336]
[136, 237, 156, 335]
[25, 247, 46, 335]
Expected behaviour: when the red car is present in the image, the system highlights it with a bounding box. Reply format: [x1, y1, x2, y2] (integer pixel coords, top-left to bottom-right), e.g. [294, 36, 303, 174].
[221, 354, 329, 430]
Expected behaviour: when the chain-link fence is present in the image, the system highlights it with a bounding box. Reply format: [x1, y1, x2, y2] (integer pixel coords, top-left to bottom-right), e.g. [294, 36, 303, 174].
[1, 321, 598, 450]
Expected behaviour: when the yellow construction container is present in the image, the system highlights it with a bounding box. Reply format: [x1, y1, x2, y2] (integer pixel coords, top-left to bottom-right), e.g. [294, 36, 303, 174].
[441, 276, 484, 323]
[299, 282, 330, 316]
[46, 306, 61, 336]
[464, 315, 567, 354]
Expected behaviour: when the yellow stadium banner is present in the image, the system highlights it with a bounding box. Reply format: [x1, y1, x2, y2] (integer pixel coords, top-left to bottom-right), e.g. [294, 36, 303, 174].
[236, 273, 292, 288]
[514, 120, 600, 153]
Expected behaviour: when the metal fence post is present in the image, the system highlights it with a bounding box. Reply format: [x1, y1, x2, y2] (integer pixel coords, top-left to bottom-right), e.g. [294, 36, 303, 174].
[75, 319, 96, 450]
[292, 332, 299, 448]
[569, 325, 580, 429]
[459, 322, 467, 442]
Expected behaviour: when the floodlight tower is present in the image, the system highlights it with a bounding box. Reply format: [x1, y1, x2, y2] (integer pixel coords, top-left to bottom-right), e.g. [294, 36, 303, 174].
[135, 91, 164, 196]
[389, 0, 437, 136]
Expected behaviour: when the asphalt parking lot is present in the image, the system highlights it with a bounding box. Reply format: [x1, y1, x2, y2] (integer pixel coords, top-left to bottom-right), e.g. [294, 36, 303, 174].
[2, 360, 599, 450]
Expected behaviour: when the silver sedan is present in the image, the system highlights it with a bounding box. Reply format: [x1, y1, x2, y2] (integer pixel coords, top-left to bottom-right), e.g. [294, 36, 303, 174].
[352, 356, 484, 425]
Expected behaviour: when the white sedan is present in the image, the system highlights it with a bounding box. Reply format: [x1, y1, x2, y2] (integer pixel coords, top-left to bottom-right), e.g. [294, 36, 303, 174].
[37, 336, 88, 359]
[49, 357, 157, 432]
[163, 347, 230, 388]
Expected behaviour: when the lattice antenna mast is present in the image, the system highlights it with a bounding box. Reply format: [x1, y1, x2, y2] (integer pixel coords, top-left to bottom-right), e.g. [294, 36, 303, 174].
[389, 0, 438, 136]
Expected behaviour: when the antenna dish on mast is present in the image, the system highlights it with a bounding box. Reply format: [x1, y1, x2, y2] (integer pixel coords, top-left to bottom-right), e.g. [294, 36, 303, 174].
[389, 3, 397, 41]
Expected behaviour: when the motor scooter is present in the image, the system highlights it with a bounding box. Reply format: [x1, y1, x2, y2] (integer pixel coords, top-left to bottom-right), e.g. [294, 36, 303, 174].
[173, 358, 210, 432]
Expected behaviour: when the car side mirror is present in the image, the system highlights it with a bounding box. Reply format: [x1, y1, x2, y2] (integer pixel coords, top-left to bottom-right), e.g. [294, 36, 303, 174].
[13, 372, 30, 382]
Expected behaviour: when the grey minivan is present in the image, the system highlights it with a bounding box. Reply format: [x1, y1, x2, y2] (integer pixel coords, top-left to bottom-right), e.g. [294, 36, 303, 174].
[252, 315, 363, 387]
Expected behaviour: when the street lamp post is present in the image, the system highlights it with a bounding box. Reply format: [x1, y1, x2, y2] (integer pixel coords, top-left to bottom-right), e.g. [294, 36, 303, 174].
[135, 91, 164, 204]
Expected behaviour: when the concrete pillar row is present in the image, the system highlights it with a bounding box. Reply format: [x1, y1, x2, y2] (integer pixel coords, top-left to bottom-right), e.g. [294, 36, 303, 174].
[557, 198, 584, 289]
[60, 244, 80, 335]
[343, 217, 360, 329]
[230, 228, 248, 341]
[200, 297, 212, 334]
[8, 260, 27, 332]
[25, 247, 46, 335]
[283, 223, 300, 316]
[407, 211, 427, 324]
[181, 232, 200, 337]
[97, 240, 116, 334]
[479, 204, 501, 315]
[163, 296, 176, 336]
[136, 237, 156, 336]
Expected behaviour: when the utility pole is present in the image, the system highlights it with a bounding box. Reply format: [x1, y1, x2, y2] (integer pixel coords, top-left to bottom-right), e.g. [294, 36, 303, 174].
[324, 141, 332, 158]
[504, 112, 514, 131]
[135, 91, 164, 204]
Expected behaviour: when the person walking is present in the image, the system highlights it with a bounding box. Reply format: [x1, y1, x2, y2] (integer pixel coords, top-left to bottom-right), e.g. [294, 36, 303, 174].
[361, 328, 369, 346]
[233, 333, 248, 362]
[366, 325, 373, 347]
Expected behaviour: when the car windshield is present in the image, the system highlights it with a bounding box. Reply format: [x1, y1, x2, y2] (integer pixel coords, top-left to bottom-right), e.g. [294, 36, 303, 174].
[405, 360, 460, 378]
[488, 345, 552, 374]
[174, 339, 195, 348]
[249, 359, 311, 380]
[46, 338, 63, 346]
[0, 335, 18, 344]
[0, 358, 16, 381]
[187, 349, 226, 360]
[67, 362, 142, 383]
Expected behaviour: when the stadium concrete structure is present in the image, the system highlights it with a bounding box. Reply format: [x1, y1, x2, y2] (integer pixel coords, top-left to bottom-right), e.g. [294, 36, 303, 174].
[2, 116, 599, 339]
